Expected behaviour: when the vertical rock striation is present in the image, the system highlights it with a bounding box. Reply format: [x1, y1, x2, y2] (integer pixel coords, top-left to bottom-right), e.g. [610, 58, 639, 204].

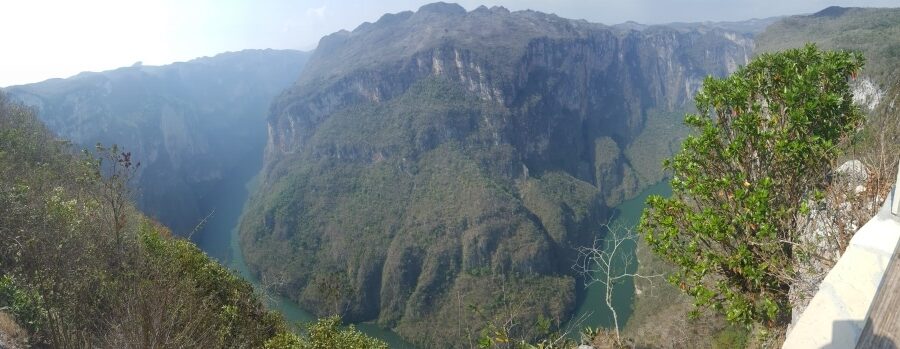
[244, 3, 752, 347]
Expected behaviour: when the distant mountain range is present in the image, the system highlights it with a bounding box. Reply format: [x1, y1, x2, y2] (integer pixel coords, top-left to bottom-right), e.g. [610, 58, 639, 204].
[5, 49, 310, 236]
[618, 16, 783, 34]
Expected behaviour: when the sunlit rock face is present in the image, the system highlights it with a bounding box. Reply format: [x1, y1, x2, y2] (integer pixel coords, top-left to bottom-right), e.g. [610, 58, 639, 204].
[246, 3, 752, 347]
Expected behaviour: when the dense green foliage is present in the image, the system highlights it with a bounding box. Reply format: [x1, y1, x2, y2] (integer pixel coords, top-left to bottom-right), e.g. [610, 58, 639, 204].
[639, 45, 864, 327]
[755, 6, 900, 197]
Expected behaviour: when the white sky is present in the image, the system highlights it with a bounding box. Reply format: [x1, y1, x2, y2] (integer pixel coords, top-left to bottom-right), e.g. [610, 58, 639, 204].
[2, 0, 898, 87]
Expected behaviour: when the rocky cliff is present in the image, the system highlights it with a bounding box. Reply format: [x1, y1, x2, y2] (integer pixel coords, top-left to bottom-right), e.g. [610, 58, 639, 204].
[241, 3, 752, 347]
[5, 49, 310, 240]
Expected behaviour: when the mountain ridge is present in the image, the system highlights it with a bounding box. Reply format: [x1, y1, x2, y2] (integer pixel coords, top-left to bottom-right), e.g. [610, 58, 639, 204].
[244, 3, 753, 347]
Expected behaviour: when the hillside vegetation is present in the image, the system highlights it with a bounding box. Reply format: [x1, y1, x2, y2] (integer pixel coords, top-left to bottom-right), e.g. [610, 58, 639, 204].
[755, 6, 900, 208]
[0, 92, 386, 348]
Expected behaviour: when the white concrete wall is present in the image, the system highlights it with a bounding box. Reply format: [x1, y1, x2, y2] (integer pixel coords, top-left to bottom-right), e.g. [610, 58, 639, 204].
[782, 191, 900, 348]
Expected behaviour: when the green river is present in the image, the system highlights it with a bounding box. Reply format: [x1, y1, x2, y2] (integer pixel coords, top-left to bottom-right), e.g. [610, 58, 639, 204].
[569, 180, 673, 331]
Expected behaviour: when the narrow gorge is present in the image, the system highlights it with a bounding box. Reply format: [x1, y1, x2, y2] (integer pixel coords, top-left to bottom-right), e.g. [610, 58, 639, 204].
[5, 49, 310, 259]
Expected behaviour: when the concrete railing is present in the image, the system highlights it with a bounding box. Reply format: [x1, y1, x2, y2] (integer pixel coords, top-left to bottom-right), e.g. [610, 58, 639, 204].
[783, 161, 900, 348]
[893, 160, 899, 216]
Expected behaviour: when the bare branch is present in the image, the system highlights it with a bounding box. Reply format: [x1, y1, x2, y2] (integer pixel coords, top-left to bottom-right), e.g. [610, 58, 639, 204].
[573, 223, 664, 342]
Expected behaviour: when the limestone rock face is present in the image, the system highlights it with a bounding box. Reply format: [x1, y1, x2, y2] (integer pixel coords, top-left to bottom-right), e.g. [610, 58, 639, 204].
[835, 160, 869, 190]
[242, 4, 753, 347]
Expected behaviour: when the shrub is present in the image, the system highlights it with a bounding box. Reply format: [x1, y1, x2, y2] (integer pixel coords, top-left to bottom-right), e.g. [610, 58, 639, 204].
[639, 44, 864, 327]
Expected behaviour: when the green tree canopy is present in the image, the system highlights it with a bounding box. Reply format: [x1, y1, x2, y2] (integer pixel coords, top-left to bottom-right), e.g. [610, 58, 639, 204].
[639, 44, 864, 327]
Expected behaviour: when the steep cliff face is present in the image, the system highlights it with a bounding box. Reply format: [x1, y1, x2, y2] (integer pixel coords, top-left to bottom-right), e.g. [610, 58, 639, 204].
[5, 50, 310, 239]
[243, 3, 752, 347]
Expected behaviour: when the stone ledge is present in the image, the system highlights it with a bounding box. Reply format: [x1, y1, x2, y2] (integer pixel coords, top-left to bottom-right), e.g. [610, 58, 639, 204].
[783, 192, 900, 348]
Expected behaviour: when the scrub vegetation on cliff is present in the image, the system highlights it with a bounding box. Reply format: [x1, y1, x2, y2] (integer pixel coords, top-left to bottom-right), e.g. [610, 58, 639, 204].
[0, 92, 387, 348]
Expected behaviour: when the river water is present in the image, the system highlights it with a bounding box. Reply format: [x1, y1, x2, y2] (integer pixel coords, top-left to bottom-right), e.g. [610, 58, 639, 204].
[190, 172, 415, 348]
[569, 181, 673, 331]
[190, 169, 669, 348]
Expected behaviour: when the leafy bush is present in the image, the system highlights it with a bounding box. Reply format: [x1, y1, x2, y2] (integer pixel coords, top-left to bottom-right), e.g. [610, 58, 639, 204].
[0, 276, 45, 333]
[639, 45, 864, 327]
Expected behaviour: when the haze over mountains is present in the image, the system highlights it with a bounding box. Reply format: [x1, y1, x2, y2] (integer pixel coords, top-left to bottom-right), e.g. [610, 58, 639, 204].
[3, 3, 899, 348]
[5, 50, 310, 238]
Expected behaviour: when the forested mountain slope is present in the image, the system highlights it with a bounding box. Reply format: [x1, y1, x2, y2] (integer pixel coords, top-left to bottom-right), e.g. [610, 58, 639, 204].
[242, 3, 753, 346]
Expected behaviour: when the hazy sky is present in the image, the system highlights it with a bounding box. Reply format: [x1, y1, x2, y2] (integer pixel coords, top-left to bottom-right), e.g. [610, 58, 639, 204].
[2, 0, 898, 87]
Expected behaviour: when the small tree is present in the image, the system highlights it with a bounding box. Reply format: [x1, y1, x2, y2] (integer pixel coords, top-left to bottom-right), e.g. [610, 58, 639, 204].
[95, 143, 140, 254]
[574, 224, 660, 344]
[638, 44, 864, 327]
